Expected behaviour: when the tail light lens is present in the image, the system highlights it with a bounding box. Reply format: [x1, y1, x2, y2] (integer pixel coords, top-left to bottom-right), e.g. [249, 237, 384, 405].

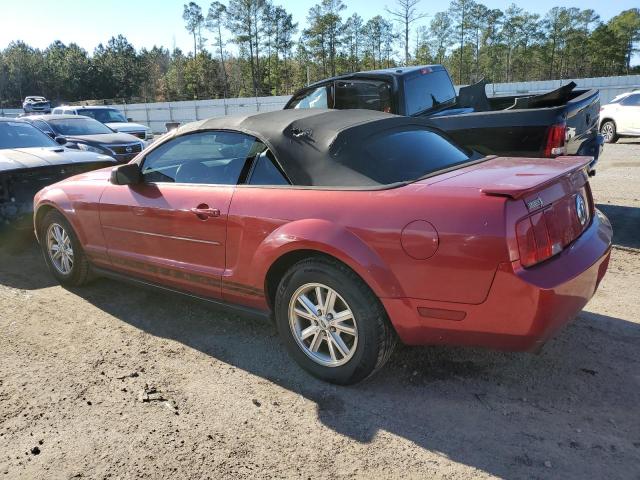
[543, 123, 567, 157]
[516, 186, 593, 268]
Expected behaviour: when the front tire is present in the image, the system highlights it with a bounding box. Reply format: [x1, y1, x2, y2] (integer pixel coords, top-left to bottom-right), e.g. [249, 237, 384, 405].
[39, 210, 91, 287]
[600, 121, 619, 143]
[274, 257, 396, 385]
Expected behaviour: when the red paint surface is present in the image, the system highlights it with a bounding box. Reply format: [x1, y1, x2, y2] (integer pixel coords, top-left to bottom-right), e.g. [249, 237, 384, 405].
[33, 154, 612, 351]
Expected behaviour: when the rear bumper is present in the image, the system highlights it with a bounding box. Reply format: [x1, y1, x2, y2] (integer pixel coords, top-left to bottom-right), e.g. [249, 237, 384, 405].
[578, 133, 604, 172]
[383, 209, 612, 351]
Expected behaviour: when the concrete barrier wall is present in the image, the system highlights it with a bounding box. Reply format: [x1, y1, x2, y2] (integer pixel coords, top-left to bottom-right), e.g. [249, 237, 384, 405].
[2, 75, 639, 132]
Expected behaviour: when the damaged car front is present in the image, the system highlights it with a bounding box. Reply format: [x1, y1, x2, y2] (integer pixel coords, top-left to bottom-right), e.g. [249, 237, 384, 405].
[0, 118, 116, 245]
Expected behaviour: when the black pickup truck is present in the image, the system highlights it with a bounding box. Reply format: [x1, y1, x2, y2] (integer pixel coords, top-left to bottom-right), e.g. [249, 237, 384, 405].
[284, 65, 604, 172]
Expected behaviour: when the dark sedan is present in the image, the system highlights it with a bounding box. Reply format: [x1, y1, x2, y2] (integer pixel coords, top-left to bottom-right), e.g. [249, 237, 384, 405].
[0, 117, 115, 247]
[25, 115, 145, 163]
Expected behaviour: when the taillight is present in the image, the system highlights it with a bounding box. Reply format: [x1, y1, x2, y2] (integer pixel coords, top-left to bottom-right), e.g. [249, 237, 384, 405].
[516, 213, 561, 268]
[516, 187, 592, 268]
[543, 123, 567, 157]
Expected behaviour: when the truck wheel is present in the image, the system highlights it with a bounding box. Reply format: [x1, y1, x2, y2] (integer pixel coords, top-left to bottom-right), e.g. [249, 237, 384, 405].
[600, 121, 618, 143]
[39, 210, 91, 287]
[274, 257, 396, 385]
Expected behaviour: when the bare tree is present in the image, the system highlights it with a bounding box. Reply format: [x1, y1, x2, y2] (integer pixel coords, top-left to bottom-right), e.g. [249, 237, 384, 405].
[385, 0, 428, 66]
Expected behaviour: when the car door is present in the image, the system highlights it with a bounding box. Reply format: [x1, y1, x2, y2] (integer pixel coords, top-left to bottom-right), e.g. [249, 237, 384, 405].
[99, 130, 263, 299]
[620, 94, 640, 131]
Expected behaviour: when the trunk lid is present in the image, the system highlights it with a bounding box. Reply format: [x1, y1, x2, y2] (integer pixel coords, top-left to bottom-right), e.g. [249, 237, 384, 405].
[426, 155, 591, 198]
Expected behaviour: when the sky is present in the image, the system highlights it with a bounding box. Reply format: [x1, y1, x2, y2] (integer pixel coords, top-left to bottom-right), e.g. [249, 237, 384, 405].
[0, 0, 637, 56]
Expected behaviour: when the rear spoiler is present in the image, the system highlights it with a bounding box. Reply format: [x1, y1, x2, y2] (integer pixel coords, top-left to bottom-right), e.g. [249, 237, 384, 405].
[481, 156, 592, 199]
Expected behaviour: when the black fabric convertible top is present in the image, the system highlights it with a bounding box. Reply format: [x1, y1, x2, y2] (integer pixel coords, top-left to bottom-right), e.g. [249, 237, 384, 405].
[176, 109, 466, 187]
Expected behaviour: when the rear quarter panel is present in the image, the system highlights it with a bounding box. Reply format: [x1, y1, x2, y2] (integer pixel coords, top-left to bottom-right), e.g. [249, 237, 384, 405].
[226, 182, 510, 310]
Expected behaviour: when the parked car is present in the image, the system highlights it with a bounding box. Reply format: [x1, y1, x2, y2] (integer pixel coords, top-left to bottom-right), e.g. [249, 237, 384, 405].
[0, 117, 115, 243]
[22, 96, 51, 114]
[599, 90, 640, 143]
[52, 105, 153, 140]
[33, 109, 612, 384]
[284, 65, 604, 172]
[24, 115, 146, 163]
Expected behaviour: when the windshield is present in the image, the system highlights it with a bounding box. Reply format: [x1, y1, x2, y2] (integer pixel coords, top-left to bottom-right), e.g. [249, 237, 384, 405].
[78, 108, 127, 123]
[404, 70, 457, 115]
[335, 127, 472, 186]
[0, 121, 57, 149]
[49, 117, 114, 136]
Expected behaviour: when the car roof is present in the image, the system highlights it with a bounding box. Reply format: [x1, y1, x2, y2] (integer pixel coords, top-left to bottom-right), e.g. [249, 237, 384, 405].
[305, 64, 446, 89]
[56, 105, 117, 110]
[175, 108, 444, 187]
[25, 114, 92, 121]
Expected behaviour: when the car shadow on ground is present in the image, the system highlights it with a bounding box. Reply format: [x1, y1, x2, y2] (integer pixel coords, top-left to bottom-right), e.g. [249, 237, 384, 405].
[2, 245, 639, 478]
[596, 203, 640, 249]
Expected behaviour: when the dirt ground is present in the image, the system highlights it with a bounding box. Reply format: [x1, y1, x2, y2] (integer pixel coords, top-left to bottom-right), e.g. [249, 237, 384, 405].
[1, 142, 639, 480]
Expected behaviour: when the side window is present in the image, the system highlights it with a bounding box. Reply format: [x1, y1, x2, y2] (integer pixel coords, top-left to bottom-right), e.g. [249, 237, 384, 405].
[334, 80, 393, 112]
[52, 108, 63, 114]
[249, 151, 289, 186]
[288, 85, 333, 109]
[32, 120, 54, 135]
[621, 94, 640, 106]
[141, 131, 264, 185]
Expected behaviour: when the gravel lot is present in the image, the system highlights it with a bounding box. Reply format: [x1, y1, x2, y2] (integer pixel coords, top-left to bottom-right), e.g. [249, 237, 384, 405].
[1, 142, 639, 479]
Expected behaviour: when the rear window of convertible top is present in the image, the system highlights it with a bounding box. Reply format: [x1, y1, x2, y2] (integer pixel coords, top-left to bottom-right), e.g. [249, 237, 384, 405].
[329, 127, 473, 187]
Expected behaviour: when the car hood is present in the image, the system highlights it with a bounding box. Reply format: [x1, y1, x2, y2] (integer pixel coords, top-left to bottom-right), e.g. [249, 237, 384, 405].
[0, 147, 115, 173]
[65, 132, 142, 144]
[105, 122, 149, 132]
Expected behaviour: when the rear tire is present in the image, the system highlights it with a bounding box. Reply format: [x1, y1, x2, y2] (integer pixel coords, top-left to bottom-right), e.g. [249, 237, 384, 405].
[600, 121, 619, 143]
[274, 257, 396, 385]
[39, 210, 91, 287]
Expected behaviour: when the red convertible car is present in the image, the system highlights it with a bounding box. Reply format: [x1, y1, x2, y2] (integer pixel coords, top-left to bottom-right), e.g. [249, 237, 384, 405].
[33, 109, 612, 384]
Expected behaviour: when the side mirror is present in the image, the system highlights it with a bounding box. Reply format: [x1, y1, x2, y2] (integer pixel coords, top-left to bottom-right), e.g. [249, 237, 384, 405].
[127, 117, 133, 122]
[46, 131, 56, 139]
[54, 136, 67, 145]
[110, 163, 141, 185]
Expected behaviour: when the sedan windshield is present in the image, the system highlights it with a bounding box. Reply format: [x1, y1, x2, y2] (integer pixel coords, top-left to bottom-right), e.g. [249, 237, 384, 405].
[79, 108, 127, 123]
[49, 118, 114, 136]
[0, 121, 57, 149]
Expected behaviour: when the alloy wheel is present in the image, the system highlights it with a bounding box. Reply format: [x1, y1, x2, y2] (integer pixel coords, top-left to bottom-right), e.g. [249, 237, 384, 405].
[288, 282, 358, 367]
[46, 223, 74, 275]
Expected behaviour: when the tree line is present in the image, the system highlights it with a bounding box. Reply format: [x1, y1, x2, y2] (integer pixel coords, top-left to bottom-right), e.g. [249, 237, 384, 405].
[0, 0, 639, 107]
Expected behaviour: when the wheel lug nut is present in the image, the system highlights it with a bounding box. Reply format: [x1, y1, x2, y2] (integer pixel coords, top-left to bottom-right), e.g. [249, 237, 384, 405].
[329, 327, 336, 332]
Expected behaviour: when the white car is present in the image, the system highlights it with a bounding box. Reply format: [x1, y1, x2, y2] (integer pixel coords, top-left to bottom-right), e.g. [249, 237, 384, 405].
[599, 90, 640, 143]
[51, 105, 153, 140]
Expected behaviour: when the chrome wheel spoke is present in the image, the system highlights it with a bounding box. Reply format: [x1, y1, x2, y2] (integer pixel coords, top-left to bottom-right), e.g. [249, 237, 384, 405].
[315, 286, 324, 312]
[294, 307, 316, 322]
[309, 331, 323, 352]
[323, 289, 336, 315]
[298, 294, 318, 317]
[333, 321, 356, 337]
[330, 310, 353, 323]
[327, 336, 338, 361]
[300, 325, 318, 341]
[329, 332, 349, 358]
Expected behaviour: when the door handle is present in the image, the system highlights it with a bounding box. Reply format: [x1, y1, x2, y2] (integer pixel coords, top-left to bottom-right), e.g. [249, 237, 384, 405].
[132, 206, 147, 216]
[191, 205, 220, 219]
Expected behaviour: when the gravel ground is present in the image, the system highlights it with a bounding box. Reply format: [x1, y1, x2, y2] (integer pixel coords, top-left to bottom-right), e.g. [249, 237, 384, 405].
[1, 142, 639, 480]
